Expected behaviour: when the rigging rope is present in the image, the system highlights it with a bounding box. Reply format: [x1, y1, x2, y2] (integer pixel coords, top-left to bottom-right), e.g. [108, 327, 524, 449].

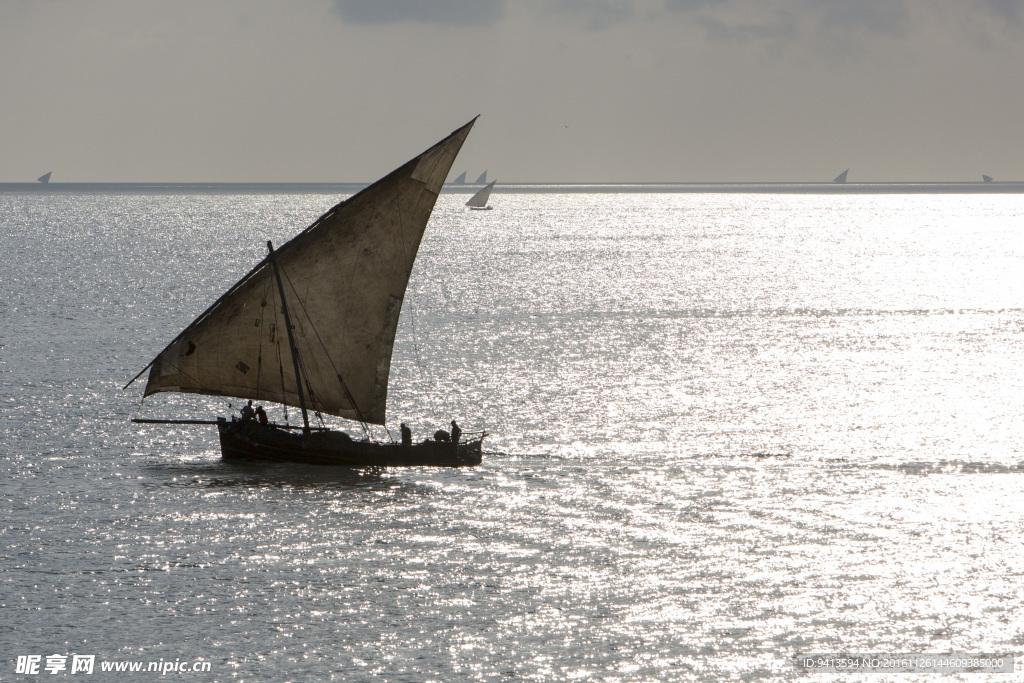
[273, 286, 289, 424]
[278, 261, 373, 439]
[255, 277, 275, 398]
[394, 195, 447, 428]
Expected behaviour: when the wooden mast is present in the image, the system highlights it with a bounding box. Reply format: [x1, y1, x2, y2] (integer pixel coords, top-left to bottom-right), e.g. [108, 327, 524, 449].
[267, 240, 311, 435]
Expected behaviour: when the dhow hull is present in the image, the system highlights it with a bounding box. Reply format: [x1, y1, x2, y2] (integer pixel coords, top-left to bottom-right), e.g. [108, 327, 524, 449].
[217, 419, 483, 468]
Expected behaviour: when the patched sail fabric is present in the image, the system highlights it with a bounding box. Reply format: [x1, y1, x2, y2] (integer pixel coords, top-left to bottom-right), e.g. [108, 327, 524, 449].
[137, 118, 476, 424]
[466, 180, 495, 208]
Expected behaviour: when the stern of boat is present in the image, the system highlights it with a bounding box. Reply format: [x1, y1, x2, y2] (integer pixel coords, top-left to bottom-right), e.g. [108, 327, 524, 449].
[456, 433, 486, 466]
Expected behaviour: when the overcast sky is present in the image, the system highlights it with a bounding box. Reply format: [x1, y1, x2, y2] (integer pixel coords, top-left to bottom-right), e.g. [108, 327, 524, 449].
[2, 0, 1022, 183]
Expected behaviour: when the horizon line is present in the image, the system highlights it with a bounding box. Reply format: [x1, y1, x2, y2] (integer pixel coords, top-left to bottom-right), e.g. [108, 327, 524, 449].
[2, 180, 1024, 194]
[4, 178, 1021, 184]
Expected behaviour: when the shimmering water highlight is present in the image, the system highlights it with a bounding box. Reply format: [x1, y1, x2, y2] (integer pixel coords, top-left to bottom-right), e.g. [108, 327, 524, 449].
[2, 190, 1024, 681]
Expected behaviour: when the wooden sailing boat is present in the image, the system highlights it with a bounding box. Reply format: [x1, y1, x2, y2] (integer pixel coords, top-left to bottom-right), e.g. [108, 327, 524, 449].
[465, 180, 496, 210]
[127, 118, 485, 467]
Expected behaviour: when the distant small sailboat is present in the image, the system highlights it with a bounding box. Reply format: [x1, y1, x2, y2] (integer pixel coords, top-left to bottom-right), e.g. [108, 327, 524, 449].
[474, 170, 488, 184]
[982, 175, 994, 183]
[833, 169, 849, 184]
[37, 172, 52, 184]
[452, 171, 467, 184]
[466, 180, 496, 210]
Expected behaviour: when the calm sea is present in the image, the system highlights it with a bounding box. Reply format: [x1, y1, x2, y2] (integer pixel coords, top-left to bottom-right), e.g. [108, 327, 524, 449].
[2, 188, 1024, 681]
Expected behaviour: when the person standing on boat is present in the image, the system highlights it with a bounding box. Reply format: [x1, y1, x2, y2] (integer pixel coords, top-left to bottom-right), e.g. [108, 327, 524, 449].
[230, 400, 256, 434]
[255, 405, 268, 425]
[401, 423, 412, 447]
[450, 420, 461, 446]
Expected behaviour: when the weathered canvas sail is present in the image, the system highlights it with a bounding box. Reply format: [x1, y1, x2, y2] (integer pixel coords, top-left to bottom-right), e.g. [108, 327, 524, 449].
[131, 118, 477, 425]
[465, 180, 495, 208]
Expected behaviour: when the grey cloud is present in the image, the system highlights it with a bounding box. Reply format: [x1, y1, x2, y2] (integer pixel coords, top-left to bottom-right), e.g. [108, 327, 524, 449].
[332, 0, 505, 25]
[544, 0, 638, 30]
[976, 0, 1024, 22]
[686, 0, 1024, 48]
[667, 0, 910, 43]
[329, 0, 1021, 37]
[697, 14, 800, 45]
[664, 0, 730, 10]
[813, 0, 909, 34]
[332, 0, 633, 30]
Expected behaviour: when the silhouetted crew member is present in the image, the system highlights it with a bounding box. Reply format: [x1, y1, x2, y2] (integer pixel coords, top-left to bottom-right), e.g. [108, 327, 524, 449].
[400, 423, 412, 447]
[240, 400, 255, 423]
[255, 405, 268, 425]
[450, 420, 461, 445]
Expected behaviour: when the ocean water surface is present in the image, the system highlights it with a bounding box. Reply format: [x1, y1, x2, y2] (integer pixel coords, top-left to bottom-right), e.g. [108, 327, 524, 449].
[2, 188, 1024, 681]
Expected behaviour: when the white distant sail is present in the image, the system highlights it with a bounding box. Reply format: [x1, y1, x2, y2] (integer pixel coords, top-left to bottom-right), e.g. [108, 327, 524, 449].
[37, 172, 52, 184]
[833, 169, 849, 184]
[474, 170, 488, 184]
[466, 180, 496, 210]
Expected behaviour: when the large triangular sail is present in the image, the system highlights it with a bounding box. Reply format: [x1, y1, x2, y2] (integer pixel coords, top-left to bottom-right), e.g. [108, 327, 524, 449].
[465, 180, 495, 208]
[130, 118, 477, 425]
